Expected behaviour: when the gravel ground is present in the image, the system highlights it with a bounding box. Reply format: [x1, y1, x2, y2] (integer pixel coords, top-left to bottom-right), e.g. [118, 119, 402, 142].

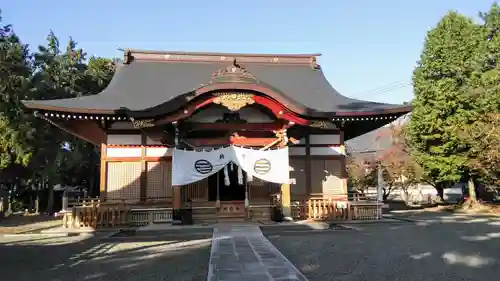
[264, 214, 500, 281]
[0, 232, 212, 281]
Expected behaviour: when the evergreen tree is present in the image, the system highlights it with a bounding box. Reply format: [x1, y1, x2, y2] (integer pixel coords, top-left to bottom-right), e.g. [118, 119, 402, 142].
[460, 4, 500, 187]
[407, 12, 482, 199]
[0, 11, 34, 169]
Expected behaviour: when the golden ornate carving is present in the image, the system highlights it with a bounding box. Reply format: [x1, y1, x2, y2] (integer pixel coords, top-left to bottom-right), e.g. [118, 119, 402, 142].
[213, 92, 255, 111]
[211, 59, 257, 81]
[309, 120, 330, 129]
[132, 119, 155, 129]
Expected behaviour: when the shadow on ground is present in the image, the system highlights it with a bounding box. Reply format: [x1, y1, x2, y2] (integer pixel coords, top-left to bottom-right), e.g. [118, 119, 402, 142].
[263, 211, 500, 281]
[0, 232, 212, 281]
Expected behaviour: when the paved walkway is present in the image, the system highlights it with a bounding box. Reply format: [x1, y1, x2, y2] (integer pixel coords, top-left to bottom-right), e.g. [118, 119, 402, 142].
[207, 225, 308, 281]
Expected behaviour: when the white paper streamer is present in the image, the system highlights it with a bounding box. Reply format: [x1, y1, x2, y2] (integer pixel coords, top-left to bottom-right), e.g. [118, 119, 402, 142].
[237, 166, 243, 185]
[224, 165, 230, 186]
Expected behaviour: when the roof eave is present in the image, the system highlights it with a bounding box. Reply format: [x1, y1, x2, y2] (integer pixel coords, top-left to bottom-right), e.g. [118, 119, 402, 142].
[331, 105, 412, 117]
[21, 100, 116, 115]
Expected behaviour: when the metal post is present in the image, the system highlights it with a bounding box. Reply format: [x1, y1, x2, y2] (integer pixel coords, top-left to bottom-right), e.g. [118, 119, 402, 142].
[215, 170, 220, 208]
[62, 189, 69, 212]
[244, 181, 249, 219]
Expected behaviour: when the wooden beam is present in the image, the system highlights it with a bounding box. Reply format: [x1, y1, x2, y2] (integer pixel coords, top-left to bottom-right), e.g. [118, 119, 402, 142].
[305, 135, 312, 195]
[182, 122, 284, 131]
[184, 137, 278, 147]
[40, 116, 105, 145]
[140, 133, 147, 202]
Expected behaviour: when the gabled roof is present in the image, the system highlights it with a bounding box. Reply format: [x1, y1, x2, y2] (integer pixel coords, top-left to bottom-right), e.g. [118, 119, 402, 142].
[22, 49, 411, 118]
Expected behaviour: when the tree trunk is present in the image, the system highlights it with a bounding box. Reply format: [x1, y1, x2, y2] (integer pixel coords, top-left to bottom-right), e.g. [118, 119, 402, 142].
[29, 193, 34, 212]
[35, 194, 40, 214]
[7, 184, 12, 214]
[467, 178, 477, 202]
[46, 179, 54, 215]
[434, 183, 445, 202]
[382, 188, 389, 201]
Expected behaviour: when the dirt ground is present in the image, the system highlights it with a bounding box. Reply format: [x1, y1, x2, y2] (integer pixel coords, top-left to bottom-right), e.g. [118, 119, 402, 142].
[0, 214, 61, 234]
[428, 202, 500, 215]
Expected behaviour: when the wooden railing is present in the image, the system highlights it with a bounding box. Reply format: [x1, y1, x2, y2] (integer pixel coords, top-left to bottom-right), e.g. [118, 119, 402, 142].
[129, 208, 173, 226]
[62, 197, 173, 229]
[68, 197, 101, 208]
[290, 197, 382, 221]
[69, 196, 172, 206]
[63, 204, 131, 229]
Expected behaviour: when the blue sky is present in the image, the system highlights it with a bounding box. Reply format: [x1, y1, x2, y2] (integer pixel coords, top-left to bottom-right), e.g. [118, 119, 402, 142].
[2, 0, 495, 104]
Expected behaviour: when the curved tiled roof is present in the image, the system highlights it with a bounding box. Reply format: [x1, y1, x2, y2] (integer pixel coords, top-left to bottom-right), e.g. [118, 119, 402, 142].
[23, 50, 411, 118]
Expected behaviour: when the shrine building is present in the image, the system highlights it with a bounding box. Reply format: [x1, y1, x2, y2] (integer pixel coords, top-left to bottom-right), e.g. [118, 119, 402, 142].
[23, 50, 411, 223]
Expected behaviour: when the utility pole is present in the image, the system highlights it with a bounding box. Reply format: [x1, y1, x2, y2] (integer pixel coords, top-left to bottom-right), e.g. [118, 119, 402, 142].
[376, 162, 384, 220]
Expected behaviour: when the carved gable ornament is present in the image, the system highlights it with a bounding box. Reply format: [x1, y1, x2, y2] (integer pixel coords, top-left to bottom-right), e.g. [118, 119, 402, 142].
[213, 92, 255, 111]
[211, 59, 257, 83]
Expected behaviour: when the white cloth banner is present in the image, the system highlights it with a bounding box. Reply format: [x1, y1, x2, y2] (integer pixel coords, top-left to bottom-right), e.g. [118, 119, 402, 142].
[172, 146, 290, 186]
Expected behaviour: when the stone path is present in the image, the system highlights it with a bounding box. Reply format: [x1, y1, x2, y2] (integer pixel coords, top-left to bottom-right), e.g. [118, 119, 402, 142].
[207, 225, 308, 281]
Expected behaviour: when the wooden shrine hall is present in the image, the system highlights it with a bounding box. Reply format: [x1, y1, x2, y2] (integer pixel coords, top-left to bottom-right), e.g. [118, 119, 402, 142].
[23, 49, 411, 225]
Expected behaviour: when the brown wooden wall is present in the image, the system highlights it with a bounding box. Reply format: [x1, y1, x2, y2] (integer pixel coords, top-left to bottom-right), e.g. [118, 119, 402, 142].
[101, 131, 348, 203]
[146, 161, 172, 200]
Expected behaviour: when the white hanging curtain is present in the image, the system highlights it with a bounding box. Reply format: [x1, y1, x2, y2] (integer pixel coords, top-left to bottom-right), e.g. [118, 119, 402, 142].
[172, 146, 289, 186]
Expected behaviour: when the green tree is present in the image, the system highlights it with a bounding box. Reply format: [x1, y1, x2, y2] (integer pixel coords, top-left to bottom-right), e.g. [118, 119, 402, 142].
[407, 11, 482, 200]
[460, 4, 500, 188]
[28, 32, 93, 212]
[0, 11, 33, 169]
[0, 11, 35, 213]
[0, 10, 118, 213]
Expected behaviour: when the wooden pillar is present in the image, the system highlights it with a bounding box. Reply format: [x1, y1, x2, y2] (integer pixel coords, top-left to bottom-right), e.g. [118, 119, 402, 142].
[99, 142, 107, 201]
[305, 135, 312, 195]
[139, 134, 147, 202]
[281, 183, 291, 220]
[339, 130, 348, 196]
[172, 186, 182, 221]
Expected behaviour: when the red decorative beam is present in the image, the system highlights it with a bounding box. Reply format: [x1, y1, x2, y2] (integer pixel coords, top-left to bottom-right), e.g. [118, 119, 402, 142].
[155, 97, 216, 125]
[251, 96, 309, 125]
[154, 94, 311, 126]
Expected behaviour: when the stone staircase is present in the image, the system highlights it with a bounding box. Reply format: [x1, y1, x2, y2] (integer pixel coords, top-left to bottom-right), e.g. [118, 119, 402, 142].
[248, 205, 273, 222]
[190, 201, 274, 224]
[192, 201, 246, 224]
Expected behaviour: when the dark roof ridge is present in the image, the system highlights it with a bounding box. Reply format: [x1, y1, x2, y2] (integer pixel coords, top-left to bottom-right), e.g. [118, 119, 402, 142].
[122, 48, 321, 67]
[121, 48, 322, 58]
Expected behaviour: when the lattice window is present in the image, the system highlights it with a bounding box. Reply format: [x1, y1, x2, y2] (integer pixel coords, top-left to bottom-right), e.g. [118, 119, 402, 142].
[249, 177, 265, 200]
[164, 161, 172, 197]
[310, 160, 326, 194]
[145, 161, 172, 201]
[249, 177, 280, 200]
[182, 177, 208, 201]
[146, 161, 163, 200]
[290, 158, 307, 196]
[106, 162, 141, 203]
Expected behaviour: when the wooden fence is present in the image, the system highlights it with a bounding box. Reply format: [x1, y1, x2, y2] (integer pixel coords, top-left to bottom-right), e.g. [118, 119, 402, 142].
[290, 197, 382, 221]
[62, 197, 173, 229]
